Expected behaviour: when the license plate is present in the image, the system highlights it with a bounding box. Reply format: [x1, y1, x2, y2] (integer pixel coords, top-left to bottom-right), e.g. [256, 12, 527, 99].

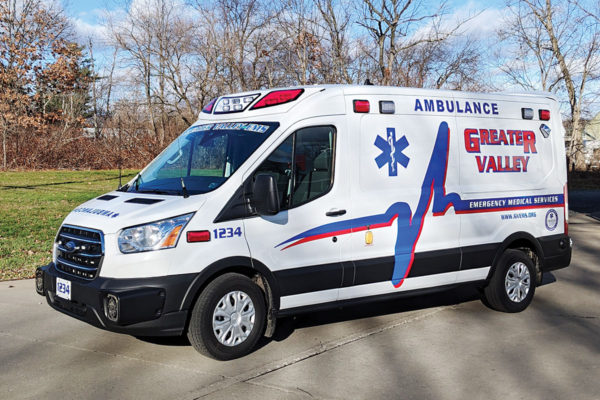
[56, 277, 71, 300]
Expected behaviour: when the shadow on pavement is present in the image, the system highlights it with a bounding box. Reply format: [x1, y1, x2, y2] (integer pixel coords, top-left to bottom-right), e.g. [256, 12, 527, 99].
[135, 273, 558, 350]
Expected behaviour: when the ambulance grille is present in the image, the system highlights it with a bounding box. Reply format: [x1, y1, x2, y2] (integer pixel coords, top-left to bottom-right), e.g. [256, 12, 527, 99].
[55, 225, 104, 280]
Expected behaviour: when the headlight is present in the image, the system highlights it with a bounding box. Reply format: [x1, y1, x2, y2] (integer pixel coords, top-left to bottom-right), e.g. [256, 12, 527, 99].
[118, 213, 193, 253]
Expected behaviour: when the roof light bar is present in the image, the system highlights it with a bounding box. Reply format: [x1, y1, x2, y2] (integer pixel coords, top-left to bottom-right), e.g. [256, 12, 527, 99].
[214, 94, 260, 114]
[251, 89, 304, 110]
[353, 100, 370, 113]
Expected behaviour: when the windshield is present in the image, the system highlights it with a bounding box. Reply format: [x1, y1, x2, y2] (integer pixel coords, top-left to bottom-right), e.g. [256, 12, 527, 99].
[128, 122, 279, 195]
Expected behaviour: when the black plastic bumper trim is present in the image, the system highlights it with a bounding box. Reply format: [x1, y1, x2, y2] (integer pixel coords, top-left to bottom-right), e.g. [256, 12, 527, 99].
[38, 263, 196, 336]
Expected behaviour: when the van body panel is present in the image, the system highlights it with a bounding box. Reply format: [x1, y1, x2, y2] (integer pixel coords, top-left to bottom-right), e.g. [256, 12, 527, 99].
[37, 85, 571, 337]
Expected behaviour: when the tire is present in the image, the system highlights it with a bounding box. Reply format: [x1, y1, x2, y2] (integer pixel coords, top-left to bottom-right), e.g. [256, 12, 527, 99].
[482, 249, 536, 313]
[187, 273, 266, 360]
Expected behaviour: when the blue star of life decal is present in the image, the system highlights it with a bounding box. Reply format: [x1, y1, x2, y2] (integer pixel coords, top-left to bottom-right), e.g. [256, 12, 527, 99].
[374, 127, 410, 176]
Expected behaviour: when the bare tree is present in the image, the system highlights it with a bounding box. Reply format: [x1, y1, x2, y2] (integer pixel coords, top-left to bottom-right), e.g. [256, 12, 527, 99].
[501, 0, 600, 170]
[316, 0, 354, 83]
[356, 0, 461, 85]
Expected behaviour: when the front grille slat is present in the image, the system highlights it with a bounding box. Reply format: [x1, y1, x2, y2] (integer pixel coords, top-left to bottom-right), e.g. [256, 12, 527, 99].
[55, 225, 104, 280]
[57, 257, 97, 271]
[58, 232, 101, 244]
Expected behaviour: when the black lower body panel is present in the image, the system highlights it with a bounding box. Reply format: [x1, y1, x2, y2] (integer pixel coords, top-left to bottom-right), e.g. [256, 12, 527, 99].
[37, 263, 196, 336]
[539, 234, 572, 271]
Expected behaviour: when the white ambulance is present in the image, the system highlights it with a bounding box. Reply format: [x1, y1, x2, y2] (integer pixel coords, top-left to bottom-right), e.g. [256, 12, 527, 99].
[36, 85, 572, 360]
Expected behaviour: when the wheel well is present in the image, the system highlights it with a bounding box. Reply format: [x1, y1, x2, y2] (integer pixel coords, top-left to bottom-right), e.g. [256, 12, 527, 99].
[182, 265, 277, 337]
[504, 238, 542, 284]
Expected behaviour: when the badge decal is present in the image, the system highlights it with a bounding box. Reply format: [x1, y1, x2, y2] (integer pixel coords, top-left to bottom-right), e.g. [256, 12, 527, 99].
[374, 127, 409, 176]
[545, 209, 558, 231]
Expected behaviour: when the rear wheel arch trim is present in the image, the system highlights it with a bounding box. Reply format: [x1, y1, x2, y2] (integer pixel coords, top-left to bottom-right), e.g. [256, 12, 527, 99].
[490, 232, 544, 277]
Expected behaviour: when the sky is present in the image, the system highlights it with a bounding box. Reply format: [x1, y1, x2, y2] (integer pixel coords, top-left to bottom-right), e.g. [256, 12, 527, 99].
[63, 0, 508, 46]
[62, 0, 510, 77]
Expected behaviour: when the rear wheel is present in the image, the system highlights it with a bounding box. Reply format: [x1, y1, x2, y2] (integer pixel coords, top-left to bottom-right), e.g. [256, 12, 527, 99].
[482, 249, 536, 313]
[187, 273, 266, 360]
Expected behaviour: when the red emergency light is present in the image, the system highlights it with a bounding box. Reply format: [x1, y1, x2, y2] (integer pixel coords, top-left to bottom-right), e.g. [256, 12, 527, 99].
[201, 98, 216, 114]
[251, 89, 304, 109]
[353, 100, 370, 113]
[539, 109, 550, 120]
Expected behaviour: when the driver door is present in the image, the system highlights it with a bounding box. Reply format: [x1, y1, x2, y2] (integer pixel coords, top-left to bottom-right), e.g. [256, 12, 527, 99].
[243, 119, 350, 310]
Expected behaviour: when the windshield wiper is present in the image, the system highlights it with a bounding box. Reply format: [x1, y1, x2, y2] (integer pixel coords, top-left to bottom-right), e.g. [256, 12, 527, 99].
[180, 177, 189, 198]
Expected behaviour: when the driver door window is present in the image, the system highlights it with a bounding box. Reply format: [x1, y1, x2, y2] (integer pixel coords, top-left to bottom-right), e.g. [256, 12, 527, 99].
[254, 126, 335, 210]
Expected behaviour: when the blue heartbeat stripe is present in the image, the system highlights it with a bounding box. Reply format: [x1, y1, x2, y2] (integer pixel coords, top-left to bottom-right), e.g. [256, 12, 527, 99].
[276, 122, 564, 288]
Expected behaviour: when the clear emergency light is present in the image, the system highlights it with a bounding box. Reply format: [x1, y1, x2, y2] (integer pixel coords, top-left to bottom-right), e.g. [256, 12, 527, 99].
[213, 94, 260, 114]
[521, 108, 534, 120]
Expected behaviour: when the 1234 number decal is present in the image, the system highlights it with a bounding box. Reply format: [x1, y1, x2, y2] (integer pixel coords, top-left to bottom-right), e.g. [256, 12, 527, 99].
[213, 227, 242, 239]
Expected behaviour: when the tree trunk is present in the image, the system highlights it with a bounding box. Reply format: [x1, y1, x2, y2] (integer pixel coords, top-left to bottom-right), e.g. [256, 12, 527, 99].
[2, 127, 6, 170]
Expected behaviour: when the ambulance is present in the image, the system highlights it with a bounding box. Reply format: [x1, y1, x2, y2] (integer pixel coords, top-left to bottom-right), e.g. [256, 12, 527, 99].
[36, 85, 572, 360]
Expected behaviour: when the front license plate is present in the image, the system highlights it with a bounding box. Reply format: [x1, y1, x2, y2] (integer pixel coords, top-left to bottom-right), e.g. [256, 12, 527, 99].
[56, 277, 71, 300]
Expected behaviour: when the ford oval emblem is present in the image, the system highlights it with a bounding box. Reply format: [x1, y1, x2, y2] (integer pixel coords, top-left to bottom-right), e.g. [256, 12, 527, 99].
[64, 241, 77, 253]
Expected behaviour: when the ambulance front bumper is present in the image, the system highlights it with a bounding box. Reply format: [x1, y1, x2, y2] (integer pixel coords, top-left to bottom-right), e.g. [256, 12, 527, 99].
[35, 263, 196, 336]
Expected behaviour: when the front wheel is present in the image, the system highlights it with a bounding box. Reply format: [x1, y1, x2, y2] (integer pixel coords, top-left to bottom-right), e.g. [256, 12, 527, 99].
[187, 273, 266, 360]
[482, 249, 536, 313]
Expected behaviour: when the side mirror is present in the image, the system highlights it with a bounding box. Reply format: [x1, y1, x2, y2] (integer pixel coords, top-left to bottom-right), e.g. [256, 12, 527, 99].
[252, 174, 280, 216]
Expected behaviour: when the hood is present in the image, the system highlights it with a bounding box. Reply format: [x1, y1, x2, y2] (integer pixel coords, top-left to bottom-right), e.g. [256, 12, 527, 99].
[61, 191, 207, 234]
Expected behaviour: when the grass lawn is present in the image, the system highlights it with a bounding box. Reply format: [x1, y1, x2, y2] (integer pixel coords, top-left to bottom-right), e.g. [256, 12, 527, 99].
[0, 170, 137, 281]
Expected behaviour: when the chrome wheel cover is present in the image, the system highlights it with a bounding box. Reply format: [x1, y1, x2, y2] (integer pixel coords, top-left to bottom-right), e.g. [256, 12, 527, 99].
[212, 290, 255, 346]
[505, 262, 531, 303]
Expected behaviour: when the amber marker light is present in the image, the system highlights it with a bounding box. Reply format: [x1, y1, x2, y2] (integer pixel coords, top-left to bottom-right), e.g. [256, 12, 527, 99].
[161, 225, 183, 248]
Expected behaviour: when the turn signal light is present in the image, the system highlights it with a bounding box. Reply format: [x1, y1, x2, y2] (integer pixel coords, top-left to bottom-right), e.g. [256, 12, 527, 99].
[251, 89, 304, 109]
[539, 109, 550, 120]
[353, 100, 370, 113]
[162, 226, 182, 248]
[187, 231, 211, 242]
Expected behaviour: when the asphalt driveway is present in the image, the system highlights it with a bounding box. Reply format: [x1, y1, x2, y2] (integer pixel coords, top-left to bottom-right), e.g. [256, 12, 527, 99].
[1, 211, 598, 400]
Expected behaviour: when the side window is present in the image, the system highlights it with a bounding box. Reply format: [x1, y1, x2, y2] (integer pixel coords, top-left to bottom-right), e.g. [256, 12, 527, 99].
[253, 135, 293, 208]
[254, 126, 335, 210]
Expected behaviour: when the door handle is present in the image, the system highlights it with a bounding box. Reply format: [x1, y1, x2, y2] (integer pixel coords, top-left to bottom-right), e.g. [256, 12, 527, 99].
[326, 209, 346, 217]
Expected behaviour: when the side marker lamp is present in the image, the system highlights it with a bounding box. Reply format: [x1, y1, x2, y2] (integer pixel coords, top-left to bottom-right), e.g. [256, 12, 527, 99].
[353, 100, 370, 113]
[187, 230, 211, 243]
